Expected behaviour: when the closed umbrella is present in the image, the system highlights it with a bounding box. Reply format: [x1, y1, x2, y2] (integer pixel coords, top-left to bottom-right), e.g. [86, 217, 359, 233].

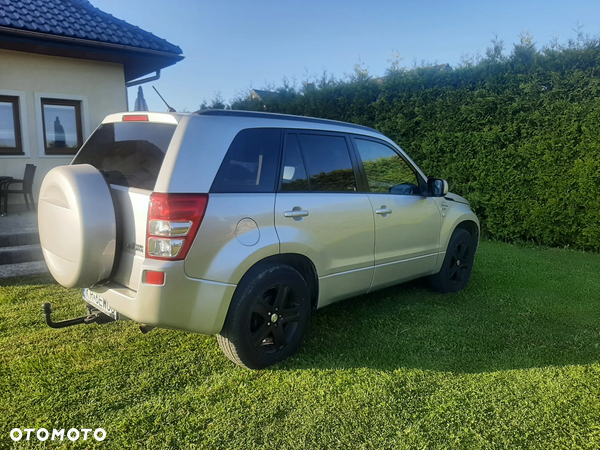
[134, 86, 149, 111]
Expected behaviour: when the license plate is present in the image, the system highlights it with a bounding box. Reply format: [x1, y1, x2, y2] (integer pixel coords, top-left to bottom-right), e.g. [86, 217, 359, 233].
[82, 288, 118, 320]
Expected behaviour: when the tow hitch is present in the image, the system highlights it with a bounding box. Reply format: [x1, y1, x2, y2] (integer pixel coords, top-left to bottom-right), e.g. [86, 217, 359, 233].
[42, 302, 115, 329]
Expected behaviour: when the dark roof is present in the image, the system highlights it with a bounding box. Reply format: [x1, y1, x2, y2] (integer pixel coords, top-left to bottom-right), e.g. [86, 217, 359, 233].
[0, 0, 183, 81]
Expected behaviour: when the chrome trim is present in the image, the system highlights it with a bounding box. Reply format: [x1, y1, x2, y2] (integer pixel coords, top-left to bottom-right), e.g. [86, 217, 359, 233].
[284, 210, 309, 218]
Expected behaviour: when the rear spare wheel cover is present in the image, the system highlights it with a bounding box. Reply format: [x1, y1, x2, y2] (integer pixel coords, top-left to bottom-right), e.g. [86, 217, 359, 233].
[38, 164, 117, 288]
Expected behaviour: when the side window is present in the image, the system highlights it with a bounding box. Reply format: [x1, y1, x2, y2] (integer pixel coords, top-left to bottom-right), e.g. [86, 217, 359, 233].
[211, 128, 281, 193]
[354, 138, 420, 195]
[281, 134, 309, 191]
[297, 133, 356, 192]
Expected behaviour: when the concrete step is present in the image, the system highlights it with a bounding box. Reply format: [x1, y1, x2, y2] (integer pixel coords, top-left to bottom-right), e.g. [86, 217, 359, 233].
[0, 243, 43, 265]
[0, 260, 49, 279]
[0, 210, 39, 235]
[0, 231, 40, 248]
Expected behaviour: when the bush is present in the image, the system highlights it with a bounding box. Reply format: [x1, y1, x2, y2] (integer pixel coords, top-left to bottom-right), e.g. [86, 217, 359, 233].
[230, 35, 600, 251]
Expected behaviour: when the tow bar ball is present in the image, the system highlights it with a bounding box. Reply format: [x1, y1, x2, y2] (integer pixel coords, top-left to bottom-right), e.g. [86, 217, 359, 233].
[41, 302, 115, 329]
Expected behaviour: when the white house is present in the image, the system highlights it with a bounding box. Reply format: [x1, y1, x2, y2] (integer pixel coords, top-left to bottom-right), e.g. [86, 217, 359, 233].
[0, 0, 183, 210]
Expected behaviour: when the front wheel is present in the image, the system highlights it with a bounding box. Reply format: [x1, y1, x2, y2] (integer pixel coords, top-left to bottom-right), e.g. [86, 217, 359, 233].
[217, 264, 311, 369]
[428, 228, 475, 293]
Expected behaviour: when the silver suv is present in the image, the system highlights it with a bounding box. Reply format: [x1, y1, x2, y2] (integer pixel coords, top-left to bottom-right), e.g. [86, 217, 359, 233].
[38, 110, 479, 369]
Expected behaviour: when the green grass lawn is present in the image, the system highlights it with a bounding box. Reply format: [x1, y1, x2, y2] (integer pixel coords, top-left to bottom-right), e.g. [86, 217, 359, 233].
[2, 240, 600, 449]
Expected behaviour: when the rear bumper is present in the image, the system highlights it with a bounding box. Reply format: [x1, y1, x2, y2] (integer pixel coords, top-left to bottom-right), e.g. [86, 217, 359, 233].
[88, 260, 236, 335]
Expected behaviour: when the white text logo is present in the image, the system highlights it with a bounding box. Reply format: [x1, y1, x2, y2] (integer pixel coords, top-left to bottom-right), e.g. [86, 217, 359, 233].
[10, 428, 106, 442]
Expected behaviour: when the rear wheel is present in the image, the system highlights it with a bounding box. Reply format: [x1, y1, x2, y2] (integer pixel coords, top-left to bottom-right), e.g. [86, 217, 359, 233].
[428, 228, 475, 293]
[217, 264, 311, 369]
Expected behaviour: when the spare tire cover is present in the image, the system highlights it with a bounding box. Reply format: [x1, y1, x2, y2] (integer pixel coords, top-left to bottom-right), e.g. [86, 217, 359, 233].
[38, 164, 117, 288]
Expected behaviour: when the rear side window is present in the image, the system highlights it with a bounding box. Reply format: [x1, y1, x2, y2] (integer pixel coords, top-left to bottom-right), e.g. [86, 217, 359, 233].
[72, 122, 176, 190]
[297, 134, 357, 192]
[211, 128, 282, 193]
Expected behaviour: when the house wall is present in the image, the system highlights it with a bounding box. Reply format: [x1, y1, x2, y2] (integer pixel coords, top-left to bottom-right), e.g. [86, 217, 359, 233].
[0, 49, 127, 208]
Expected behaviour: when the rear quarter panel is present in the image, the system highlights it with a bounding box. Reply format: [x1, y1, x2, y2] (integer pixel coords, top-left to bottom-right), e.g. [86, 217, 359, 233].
[184, 193, 280, 283]
[155, 115, 243, 194]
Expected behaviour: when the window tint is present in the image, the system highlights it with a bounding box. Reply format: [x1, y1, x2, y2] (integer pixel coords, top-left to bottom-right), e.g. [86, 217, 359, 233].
[281, 134, 309, 191]
[355, 138, 420, 195]
[211, 128, 281, 193]
[72, 122, 176, 190]
[297, 134, 356, 192]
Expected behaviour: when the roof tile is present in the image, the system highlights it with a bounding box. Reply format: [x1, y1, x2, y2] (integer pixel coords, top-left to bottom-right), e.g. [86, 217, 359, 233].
[1, 0, 182, 55]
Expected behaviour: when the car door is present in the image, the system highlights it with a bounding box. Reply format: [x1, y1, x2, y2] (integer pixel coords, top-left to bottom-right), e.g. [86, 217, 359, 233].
[352, 136, 442, 290]
[274, 131, 375, 307]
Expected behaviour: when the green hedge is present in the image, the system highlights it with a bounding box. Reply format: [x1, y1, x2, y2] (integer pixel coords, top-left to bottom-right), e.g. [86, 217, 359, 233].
[231, 40, 600, 251]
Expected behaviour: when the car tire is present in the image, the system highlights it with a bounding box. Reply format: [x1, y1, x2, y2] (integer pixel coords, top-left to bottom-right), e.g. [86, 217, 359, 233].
[428, 228, 475, 293]
[217, 264, 311, 369]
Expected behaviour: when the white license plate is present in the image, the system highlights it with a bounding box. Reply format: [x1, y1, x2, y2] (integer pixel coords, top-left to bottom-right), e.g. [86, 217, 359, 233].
[82, 289, 118, 320]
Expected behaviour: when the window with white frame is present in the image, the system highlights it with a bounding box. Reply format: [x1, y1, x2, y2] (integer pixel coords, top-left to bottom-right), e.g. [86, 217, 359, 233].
[40, 98, 83, 155]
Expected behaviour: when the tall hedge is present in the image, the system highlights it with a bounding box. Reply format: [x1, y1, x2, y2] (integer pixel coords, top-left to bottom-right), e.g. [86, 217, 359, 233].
[230, 38, 600, 251]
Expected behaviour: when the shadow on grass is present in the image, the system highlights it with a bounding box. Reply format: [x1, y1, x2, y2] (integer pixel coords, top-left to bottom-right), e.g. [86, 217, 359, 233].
[283, 243, 600, 374]
[0, 274, 56, 288]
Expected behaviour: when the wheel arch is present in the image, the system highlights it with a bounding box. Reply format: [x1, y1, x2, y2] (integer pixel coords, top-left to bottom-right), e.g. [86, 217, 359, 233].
[438, 202, 480, 251]
[454, 220, 480, 249]
[234, 253, 319, 310]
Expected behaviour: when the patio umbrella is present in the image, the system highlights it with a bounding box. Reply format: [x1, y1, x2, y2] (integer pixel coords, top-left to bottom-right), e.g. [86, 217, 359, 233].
[134, 86, 149, 111]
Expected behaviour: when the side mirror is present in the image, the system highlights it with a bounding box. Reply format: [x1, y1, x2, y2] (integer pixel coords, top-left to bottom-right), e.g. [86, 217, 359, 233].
[428, 178, 449, 197]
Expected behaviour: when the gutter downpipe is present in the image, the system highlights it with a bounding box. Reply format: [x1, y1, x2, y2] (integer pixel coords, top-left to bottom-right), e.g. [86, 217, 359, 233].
[126, 70, 161, 88]
[125, 70, 161, 111]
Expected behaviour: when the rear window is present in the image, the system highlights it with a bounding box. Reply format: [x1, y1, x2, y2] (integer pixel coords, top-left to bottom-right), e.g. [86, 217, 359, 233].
[72, 122, 176, 190]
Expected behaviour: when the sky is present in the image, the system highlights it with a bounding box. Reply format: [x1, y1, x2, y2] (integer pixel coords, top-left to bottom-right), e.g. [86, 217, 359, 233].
[91, 0, 600, 113]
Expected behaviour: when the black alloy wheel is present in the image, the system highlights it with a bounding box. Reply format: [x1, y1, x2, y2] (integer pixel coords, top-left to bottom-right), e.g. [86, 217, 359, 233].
[248, 283, 303, 354]
[448, 240, 472, 286]
[428, 228, 475, 293]
[218, 264, 311, 369]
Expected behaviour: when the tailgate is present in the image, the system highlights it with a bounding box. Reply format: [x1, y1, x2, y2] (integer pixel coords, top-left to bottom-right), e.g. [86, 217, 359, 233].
[71, 113, 180, 290]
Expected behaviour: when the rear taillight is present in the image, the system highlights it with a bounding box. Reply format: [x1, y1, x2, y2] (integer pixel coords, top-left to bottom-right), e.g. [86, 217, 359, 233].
[146, 193, 208, 260]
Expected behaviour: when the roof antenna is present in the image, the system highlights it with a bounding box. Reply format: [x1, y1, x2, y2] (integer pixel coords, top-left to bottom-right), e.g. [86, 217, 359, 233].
[152, 86, 176, 112]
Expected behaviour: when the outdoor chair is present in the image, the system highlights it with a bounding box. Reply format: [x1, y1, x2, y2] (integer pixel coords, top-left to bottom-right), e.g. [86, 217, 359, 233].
[0, 164, 36, 215]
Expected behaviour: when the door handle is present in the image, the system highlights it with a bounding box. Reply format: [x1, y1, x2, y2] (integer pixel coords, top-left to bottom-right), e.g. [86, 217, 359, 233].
[375, 208, 392, 215]
[284, 210, 309, 218]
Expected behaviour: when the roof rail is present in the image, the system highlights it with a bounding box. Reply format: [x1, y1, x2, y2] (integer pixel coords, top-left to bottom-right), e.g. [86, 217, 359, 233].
[193, 109, 381, 134]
